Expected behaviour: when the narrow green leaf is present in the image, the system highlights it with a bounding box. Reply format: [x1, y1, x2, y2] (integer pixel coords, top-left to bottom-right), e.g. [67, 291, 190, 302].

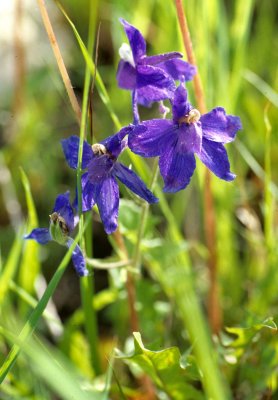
[0, 229, 85, 383]
[18, 168, 40, 300]
[0, 327, 95, 400]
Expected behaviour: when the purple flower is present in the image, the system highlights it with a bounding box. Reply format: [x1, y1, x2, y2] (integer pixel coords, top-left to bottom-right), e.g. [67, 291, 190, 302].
[24, 192, 88, 277]
[61, 128, 158, 234]
[128, 84, 242, 193]
[117, 19, 196, 107]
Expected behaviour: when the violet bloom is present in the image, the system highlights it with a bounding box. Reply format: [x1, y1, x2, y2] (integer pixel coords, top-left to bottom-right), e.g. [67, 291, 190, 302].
[128, 84, 242, 193]
[117, 18, 196, 107]
[25, 192, 88, 277]
[61, 129, 158, 235]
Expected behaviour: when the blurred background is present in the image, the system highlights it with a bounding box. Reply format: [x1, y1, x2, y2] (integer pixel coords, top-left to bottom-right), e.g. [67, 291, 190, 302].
[0, 0, 277, 398]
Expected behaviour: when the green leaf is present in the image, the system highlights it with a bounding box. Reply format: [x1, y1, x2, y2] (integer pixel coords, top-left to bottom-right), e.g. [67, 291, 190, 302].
[118, 332, 204, 400]
[225, 317, 277, 349]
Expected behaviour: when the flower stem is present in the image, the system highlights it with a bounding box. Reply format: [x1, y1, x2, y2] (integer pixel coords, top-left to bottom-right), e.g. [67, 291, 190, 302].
[175, 0, 221, 334]
[132, 90, 140, 125]
[133, 158, 159, 272]
[76, 0, 101, 375]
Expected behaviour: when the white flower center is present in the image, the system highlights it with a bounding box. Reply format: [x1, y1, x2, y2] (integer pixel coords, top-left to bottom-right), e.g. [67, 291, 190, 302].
[92, 143, 107, 155]
[178, 109, 201, 124]
[119, 43, 135, 67]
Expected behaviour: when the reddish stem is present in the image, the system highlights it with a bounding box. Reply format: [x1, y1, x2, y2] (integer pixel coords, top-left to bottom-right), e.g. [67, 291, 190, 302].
[175, 0, 222, 334]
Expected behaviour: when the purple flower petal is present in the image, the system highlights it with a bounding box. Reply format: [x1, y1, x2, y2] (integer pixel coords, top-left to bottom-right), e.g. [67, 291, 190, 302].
[61, 136, 93, 169]
[120, 18, 146, 63]
[66, 238, 88, 277]
[128, 119, 177, 157]
[95, 176, 119, 234]
[143, 52, 182, 65]
[101, 128, 132, 158]
[198, 138, 236, 181]
[178, 122, 202, 154]
[159, 143, 196, 192]
[158, 59, 197, 81]
[53, 192, 75, 233]
[113, 162, 158, 203]
[172, 84, 192, 123]
[73, 172, 96, 212]
[200, 107, 242, 143]
[116, 60, 137, 90]
[136, 64, 176, 106]
[24, 228, 51, 244]
[87, 155, 114, 184]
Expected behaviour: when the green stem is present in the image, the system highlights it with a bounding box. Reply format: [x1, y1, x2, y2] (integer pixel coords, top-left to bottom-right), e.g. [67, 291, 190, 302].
[133, 159, 159, 272]
[76, 0, 101, 375]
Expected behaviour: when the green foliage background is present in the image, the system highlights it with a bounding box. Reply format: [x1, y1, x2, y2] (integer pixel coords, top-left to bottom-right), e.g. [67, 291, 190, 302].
[0, 0, 277, 399]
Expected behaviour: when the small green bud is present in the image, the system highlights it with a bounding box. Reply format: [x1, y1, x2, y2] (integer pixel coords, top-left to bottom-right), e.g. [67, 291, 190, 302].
[49, 212, 69, 245]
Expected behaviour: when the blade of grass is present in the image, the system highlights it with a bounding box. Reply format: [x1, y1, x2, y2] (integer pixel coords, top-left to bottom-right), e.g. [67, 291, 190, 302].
[0, 226, 86, 383]
[229, 0, 255, 110]
[18, 168, 40, 307]
[0, 328, 95, 400]
[244, 70, 278, 107]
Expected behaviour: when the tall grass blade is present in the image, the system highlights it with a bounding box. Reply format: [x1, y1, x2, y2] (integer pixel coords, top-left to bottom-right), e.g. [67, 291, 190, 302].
[18, 168, 40, 303]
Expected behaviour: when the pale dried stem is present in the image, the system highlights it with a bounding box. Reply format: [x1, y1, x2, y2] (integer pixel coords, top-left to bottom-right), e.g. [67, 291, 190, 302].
[37, 0, 82, 123]
[175, 0, 221, 334]
[13, 0, 26, 114]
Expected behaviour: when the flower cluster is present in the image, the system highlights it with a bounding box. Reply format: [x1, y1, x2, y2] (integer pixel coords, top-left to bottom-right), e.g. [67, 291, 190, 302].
[25, 19, 242, 277]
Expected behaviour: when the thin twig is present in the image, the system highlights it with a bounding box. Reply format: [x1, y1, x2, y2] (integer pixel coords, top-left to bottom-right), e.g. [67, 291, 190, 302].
[37, 0, 82, 123]
[175, 0, 221, 334]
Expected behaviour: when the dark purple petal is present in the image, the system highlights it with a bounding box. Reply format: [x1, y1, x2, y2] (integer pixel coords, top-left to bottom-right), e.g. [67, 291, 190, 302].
[116, 60, 137, 90]
[120, 19, 146, 63]
[136, 64, 176, 105]
[66, 238, 88, 277]
[128, 119, 176, 157]
[73, 172, 96, 212]
[159, 143, 196, 192]
[53, 192, 75, 233]
[143, 52, 182, 65]
[61, 136, 93, 170]
[198, 138, 236, 181]
[136, 64, 175, 90]
[172, 84, 192, 123]
[200, 107, 242, 143]
[95, 176, 119, 234]
[178, 122, 202, 154]
[87, 155, 114, 184]
[101, 128, 132, 158]
[24, 228, 51, 244]
[158, 59, 197, 81]
[114, 162, 158, 203]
